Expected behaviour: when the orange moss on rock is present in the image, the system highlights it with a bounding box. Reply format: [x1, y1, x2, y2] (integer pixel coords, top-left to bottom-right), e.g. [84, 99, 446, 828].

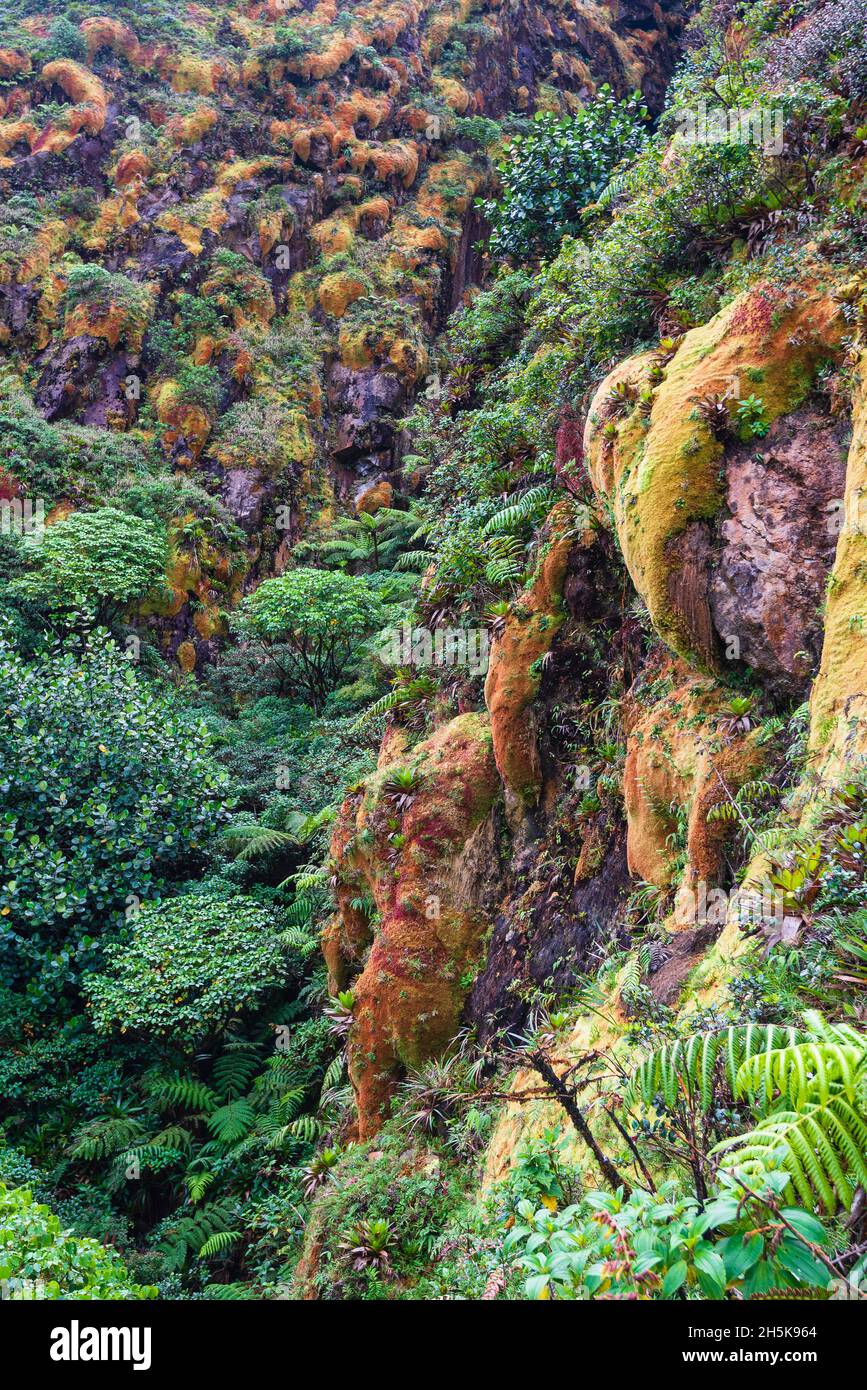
[63, 295, 150, 351]
[326, 712, 500, 1136]
[176, 639, 197, 673]
[808, 348, 867, 779]
[0, 49, 31, 79]
[318, 271, 367, 318]
[165, 103, 219, 146]
[623, 658, 764, 917]
[584, 278, 846, 665]
[484, 502, 582, 805]
[167, 53, 239, 96]
[0, 117, 38, 163]
[41, 59, 108, 136]
[153, 382, 213, 463]
[113, 149, 152, 186]
[80, 17, 143, 66]
[355, 479, 394, 514]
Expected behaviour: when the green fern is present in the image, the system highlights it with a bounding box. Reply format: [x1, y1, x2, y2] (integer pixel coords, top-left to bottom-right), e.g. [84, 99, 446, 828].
[393, 548, 433, 571]
[199, 1229, 242, 1259]
[213, 1047, 260, 1101]
[482, 485, 557, 535]
[185, 1170, 215, 1203]
[222, 823, 296, 861]
[630, 1022, 802, 1110]
[484, 533, 525, 586]
[714, 1099, 867, 1211]
[147, 1072, 218, 1114]
[632, 1013, 867, 1213]
[70, 1114, 147, 1161]
[157, 1200, 237, 1272]
[320, 1053, 345, 1094]
[207, 1099, 255, 1145]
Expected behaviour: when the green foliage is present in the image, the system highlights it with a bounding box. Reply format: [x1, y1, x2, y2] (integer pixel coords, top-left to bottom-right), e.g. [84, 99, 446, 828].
[0, 625, 228, 1000]
[235, 568, 385, 713]
[0, 385, 151, 508]
[633, 1012, 867, 1213]
[12, 507, 168, 618]
[42, 16, 87, 63]
[0, 1185, 156, 1300]
[85, 896, 286, 1041]
[631, 1021, 803, 1111]
[507, 1171, 832, 1300]
[481, 86, 649, 260]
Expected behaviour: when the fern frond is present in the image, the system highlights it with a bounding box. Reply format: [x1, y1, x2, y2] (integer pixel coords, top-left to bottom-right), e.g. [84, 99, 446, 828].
[320, 1053, 345, 1095]
[393, 549, 432, 571]
[714, 1096, 867, 1212]
[185, 1170, 215, 1203]
[482, 486, 557, 535]
[223, 824, 296, 861]
[213, 1047, 260, 1101]
[147, 1072, 218, 1114]
[199, 1229, 242, 1259]
[736, 1042, 863, 1110]
[630, 1023, 803, 1109]
[207, 1100, 255, 1145]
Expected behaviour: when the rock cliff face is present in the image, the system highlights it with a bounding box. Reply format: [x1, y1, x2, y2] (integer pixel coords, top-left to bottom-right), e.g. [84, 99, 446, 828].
[0, 0, 686, 674]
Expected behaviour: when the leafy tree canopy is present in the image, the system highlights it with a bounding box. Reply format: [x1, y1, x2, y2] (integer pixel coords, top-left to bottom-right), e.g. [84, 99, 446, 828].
[13, 506, 168, 619]
[235, 567, 386, 713]
[0, 625, 229, 1002]
[481, 85, 649, 260]
[84, 895, 286, 1041]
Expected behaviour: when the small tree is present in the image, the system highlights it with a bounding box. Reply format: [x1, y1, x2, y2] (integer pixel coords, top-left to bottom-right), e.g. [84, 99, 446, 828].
[481, 86, 649, 261]
[235, 567, 384, 712]
[14, 506, 168, 622]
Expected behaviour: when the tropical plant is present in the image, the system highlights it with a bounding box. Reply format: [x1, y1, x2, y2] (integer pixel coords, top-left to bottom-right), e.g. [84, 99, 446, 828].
[506, 1172, 834, 1300]
[0, 624, 227, 1002]
[0, 1185, 156, 1300]
[480, 86, 649, 259]
[84, 897, 287, 1042]
[632, 1012, 867, 1212]
[234, 568, 385, 713]
[12, 507, 168, 621]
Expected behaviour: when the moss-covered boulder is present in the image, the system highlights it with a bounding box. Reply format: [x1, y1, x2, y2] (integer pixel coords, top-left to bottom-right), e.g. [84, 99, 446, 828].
[324, 712, 501, 1136]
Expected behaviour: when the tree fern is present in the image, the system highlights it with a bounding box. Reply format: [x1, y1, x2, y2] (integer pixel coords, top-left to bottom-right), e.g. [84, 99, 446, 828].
[284, 895, 315, 927]
[70, 1114, 147, 1161]
[157, 1200, 237, 1272]
[222, 823, 296, 861]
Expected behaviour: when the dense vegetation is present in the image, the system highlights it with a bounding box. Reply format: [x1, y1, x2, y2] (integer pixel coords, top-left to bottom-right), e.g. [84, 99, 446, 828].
[1, 0, 867, 1305]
